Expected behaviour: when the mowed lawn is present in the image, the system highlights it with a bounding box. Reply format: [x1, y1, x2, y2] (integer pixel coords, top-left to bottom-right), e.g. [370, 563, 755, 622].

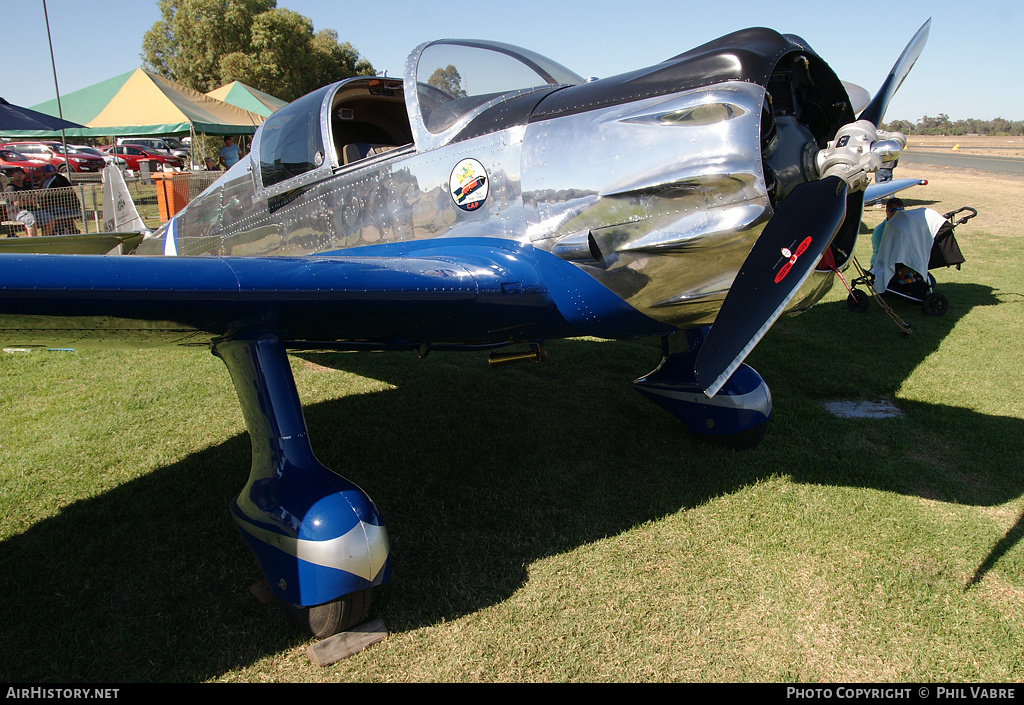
[1, 163, 1023, 682]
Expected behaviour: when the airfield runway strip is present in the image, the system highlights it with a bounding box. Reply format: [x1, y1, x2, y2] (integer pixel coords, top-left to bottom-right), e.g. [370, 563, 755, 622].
[900, 150, 1024, 175]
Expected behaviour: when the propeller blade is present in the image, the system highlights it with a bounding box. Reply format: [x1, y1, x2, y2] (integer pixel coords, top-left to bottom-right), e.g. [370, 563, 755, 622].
[859, 18, 931, 126]
[694, 21, 930, 398]
[694, 176, 849, 397]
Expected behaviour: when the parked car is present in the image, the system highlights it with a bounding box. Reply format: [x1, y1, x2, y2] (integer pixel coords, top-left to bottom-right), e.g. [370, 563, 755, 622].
[72, 145, 127, 168]
[102, 144, 184, 171]
[0, 149, 50, 186]
[2, 141, 106, 174]
[117, 137, 189, 159]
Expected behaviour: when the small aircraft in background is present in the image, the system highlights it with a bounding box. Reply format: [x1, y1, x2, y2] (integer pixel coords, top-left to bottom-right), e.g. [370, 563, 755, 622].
[0, 21, 930, 638]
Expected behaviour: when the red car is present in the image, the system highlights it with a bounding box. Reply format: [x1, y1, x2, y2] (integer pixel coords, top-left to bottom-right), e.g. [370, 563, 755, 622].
[3, 141, 105, 174]
[102, 144, 184, 171]
[0, 149, 50, 186]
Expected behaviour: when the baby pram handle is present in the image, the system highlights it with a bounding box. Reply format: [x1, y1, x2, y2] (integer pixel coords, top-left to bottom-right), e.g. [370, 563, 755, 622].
[942, 207, 977, 226]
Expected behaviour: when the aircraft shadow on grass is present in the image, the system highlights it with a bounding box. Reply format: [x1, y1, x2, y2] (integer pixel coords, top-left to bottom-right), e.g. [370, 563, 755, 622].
[1, 283, 1020, 681]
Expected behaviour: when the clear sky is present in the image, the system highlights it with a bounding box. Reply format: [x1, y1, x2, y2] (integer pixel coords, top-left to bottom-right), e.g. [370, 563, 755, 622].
[7, 0, 1021, 123]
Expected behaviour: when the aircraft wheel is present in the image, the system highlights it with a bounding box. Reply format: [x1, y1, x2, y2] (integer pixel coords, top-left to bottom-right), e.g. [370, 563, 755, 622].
[847, 289, 869, 313]
[280, 588, 373, 639]
[719, 422, 767, 450]
[922, 292, 948, 317]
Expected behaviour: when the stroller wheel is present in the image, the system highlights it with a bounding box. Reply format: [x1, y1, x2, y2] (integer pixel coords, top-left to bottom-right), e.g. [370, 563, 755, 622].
[922, 292, 948, 316]
[847, 289, 869, 313]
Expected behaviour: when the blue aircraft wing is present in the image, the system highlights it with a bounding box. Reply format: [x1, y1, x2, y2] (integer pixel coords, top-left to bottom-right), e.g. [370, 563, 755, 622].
[0, 239, 670, 351]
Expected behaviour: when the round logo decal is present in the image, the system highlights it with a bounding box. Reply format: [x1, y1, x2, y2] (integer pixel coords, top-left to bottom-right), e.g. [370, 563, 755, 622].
[449, 159, 489, 211]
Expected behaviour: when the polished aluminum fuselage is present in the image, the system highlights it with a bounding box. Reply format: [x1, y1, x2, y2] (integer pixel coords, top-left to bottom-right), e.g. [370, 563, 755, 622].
[138, 38, 840, 335]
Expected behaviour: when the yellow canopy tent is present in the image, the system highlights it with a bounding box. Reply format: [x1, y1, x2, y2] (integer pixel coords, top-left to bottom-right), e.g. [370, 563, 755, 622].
[1, 68, 266, 138]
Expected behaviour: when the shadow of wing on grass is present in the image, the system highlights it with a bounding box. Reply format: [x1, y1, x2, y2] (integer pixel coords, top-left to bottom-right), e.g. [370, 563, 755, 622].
[0, 334, 718, 681]
[0, 432, 279, 681]
[1, 282, 1018, 681]
[0, 429, 303, 682]
[301, 280, 1023, 609]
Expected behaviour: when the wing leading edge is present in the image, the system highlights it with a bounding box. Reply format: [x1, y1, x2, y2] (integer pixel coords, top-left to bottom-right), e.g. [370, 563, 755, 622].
[0, 239, 671, 351]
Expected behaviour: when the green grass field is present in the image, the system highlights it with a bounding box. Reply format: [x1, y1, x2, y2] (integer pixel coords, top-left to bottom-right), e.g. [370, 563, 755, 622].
[1, 164, 1022, 682]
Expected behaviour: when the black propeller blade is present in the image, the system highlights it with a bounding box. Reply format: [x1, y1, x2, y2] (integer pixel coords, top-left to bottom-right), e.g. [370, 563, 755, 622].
[859, 19, 931, 127]
[694, 176, 848, 396]
[692, 19, 932, 398]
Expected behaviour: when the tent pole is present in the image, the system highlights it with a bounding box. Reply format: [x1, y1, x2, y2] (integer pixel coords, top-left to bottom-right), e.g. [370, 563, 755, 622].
[43, 0, 70, 174]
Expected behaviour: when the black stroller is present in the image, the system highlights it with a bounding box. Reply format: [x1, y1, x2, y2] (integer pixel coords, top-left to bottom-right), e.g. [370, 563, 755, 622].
[844, 207, 975, 320]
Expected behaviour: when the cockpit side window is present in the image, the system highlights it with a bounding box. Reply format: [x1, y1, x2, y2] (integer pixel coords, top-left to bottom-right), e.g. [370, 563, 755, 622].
[330, 79, 412, 167]
[258, 86, 329, 188]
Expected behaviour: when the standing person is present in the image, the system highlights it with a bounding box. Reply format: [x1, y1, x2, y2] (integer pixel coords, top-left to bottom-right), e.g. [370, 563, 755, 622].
[874, 157, 898, 184]
[219, 136, 242, 169]
[3, 168, 54, 237]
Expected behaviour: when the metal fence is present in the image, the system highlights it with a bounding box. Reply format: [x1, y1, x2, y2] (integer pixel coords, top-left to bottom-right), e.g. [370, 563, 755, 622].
[2, 168, 223, 237]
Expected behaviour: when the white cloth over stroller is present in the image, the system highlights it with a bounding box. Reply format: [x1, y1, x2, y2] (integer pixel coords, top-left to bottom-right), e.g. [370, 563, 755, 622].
[870, 208, 947, 294]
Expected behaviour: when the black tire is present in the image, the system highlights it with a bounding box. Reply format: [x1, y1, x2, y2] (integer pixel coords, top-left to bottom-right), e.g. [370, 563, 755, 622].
[280, 588, 373, 639]
[847, 289, 869, 313]
[57, 163, 69, 175]
[922, 292, 948, 317]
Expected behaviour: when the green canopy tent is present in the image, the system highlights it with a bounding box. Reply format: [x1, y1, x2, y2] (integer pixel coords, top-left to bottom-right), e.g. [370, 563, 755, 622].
[206, 81, 287, 118]
[0, 68, 266, 139]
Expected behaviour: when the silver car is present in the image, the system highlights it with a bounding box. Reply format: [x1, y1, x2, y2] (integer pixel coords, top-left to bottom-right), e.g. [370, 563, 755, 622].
[116, 137, 189, 159]
[72, 145, 127, 168]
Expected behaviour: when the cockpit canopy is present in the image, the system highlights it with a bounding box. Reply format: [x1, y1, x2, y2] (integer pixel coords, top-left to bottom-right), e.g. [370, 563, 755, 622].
[408, 39, 583, 148]
[251, 39, 582, 196]
[252, 76, 411, 195]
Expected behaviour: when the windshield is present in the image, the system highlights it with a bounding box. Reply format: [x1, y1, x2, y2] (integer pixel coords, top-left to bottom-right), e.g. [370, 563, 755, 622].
[414, 40, 582, 135]
[55, 145, 90, 156]
[258, 84, 329, 188]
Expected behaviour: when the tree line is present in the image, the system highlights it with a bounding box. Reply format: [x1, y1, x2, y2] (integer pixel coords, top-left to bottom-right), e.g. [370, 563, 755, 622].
[883, 114, 1024, 136]
[142, 0, 375, 104]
